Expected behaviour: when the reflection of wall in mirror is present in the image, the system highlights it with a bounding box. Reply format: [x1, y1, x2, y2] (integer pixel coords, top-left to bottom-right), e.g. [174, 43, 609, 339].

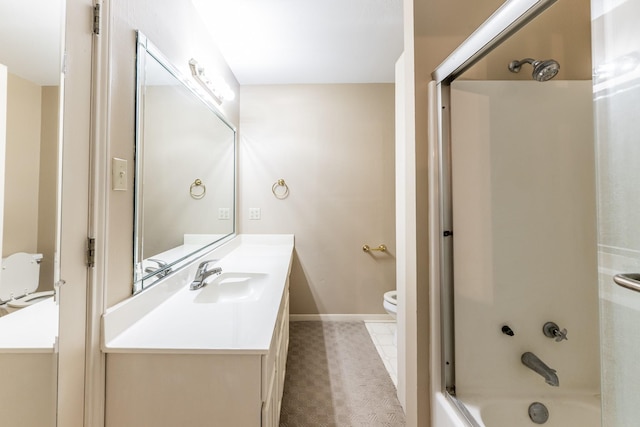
[142, 84, 234, 258]
[0, 65, 6, 270]
[4, 73, 58, 291]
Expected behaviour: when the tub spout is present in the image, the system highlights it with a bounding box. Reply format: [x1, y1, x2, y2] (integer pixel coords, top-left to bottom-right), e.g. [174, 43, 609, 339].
[521, 352, 559, 387]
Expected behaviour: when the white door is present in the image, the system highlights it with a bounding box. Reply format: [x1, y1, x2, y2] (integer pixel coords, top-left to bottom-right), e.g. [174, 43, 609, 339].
[592, 0, 640, 425]
[57, 0, 95, 425]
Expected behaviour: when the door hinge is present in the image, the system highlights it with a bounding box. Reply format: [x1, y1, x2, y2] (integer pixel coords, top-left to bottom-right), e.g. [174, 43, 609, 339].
[93, 4, 101, 35]
[87, 237, 96, 268]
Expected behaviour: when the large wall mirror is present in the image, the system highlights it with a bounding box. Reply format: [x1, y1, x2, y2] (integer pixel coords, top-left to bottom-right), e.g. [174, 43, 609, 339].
[134, 32, 236, 293]
[0, 0, 65, 426]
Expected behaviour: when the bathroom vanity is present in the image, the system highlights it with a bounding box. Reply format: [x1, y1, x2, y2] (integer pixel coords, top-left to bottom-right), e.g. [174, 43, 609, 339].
[103, 235, 293, 427]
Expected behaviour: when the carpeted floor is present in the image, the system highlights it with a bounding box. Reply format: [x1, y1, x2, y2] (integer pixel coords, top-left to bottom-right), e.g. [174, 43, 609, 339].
[279, 321, 406, 427]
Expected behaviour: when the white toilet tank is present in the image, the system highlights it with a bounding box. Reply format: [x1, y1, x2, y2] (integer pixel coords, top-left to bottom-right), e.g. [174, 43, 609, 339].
[0, 252, 43, 301]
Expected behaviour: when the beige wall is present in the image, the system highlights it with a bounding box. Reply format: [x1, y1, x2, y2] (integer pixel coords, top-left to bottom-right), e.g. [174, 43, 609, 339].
[3, 74, 58, 291]
[106, 0, 240, 307]
[239, 84, 396, 315]
[37, 86, 59, 291]
[415, 0, 591, 81]
[464, 0, 592, 81]
[0, 65, 6, 268]
[4, 73, 41, 256]
[143, 86, 235, 257]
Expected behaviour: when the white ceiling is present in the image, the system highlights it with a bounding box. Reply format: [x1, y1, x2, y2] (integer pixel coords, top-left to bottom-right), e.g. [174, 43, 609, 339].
[0, 0, 64, 86]
[192, 0, 404, 85]
[0, 0, 402, 86]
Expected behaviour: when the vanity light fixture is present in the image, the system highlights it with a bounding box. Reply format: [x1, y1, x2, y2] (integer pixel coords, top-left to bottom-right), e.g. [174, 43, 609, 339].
[188, 58, 235, 104]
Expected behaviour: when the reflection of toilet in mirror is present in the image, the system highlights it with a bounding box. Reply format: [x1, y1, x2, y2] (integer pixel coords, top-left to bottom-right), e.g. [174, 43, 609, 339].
[0, 253, 55, 315]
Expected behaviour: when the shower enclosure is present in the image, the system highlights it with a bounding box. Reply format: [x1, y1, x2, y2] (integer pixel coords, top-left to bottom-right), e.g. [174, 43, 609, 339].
[437, 78, 600, 427]
[428, 0, 605, 426]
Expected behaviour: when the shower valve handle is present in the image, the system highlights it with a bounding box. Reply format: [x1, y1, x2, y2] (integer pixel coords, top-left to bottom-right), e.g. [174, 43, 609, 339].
[553, 328, 568, 342]
[543, 322, 568, 342]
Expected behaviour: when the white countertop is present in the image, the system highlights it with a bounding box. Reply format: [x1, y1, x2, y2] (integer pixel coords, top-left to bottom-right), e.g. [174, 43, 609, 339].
[0, 297, 58, 353]
[103, 234, 294, 354]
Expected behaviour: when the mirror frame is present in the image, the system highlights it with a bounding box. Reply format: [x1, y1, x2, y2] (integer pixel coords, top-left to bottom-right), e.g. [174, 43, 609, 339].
[133, 31, 236, 294]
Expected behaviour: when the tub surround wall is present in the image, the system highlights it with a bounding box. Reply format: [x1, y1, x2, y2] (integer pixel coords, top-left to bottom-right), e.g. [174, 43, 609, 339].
[239, 84, 395, 315]
[450, 81, 599, 398]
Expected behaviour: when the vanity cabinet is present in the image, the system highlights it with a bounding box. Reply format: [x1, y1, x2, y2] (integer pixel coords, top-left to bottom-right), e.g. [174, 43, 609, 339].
[262, 288, 289, 426]
[103, 235, 294, 427]
[105, 285, 289, 427]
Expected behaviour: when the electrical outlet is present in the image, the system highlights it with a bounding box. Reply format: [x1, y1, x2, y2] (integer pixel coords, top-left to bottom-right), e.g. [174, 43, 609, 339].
[249, 208, 261, 220]
[218, 208, 230, 220]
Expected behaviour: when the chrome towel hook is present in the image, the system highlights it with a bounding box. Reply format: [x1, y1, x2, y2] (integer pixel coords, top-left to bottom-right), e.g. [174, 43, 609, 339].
[272, 179, 290, 199]
[190, 179, 206, 199]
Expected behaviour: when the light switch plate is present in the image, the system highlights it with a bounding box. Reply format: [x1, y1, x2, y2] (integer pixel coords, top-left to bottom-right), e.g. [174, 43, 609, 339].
[112, 158, 127, 191]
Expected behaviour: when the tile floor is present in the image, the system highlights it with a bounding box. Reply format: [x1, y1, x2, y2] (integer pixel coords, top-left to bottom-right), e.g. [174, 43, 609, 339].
[365, 321, 398, 386]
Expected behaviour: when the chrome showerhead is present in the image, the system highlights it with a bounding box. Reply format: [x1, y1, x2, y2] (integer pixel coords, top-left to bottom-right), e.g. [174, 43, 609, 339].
[508, 58, 560, 82]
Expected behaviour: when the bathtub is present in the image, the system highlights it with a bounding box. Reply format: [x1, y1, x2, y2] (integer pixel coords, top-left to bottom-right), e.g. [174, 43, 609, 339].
[434, 392, 601, 427]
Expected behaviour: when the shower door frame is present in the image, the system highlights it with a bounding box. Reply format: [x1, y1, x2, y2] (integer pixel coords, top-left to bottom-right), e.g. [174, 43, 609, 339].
[428, 0, 558, 411]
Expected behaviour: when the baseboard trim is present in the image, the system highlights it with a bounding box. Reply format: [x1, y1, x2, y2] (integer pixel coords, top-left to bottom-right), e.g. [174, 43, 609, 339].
[290, 314, 394, 322]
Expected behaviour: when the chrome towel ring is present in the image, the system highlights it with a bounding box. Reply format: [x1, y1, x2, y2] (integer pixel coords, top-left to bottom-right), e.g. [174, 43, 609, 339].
[190, 179, 206, 199]
[272, 179, 289, 199]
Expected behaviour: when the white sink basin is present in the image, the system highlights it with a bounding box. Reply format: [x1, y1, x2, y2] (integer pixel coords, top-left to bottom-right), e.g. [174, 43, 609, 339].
[193, 272, 268, 303]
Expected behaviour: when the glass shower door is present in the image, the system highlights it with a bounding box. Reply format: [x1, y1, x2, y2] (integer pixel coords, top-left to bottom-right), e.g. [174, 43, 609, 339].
[592, 1, 640, 425]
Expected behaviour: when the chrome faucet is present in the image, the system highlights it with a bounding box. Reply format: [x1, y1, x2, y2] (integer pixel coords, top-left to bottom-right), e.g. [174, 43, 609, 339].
[189, 260, 222, 290]
[521, 352, 559, 387]
[145, 258, 171, 278]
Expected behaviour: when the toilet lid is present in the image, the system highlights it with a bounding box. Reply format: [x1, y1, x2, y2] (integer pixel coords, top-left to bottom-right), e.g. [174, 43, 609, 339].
[7, 290, 54, 308]
[0, 253, 43, 301]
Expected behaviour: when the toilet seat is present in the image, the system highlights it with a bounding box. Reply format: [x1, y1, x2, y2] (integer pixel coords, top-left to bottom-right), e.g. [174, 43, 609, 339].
[0, 253, 46, 308]
[383, 290, 397, 320]
[384, 290, 397, 306]
[7, 290, 55, 308]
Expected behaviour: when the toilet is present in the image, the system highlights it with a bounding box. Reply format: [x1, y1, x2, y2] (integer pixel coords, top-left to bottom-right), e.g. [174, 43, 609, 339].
[383, 290, 398, 345]
[383, 290, 397, 319]
[0, 253, 54, 312]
